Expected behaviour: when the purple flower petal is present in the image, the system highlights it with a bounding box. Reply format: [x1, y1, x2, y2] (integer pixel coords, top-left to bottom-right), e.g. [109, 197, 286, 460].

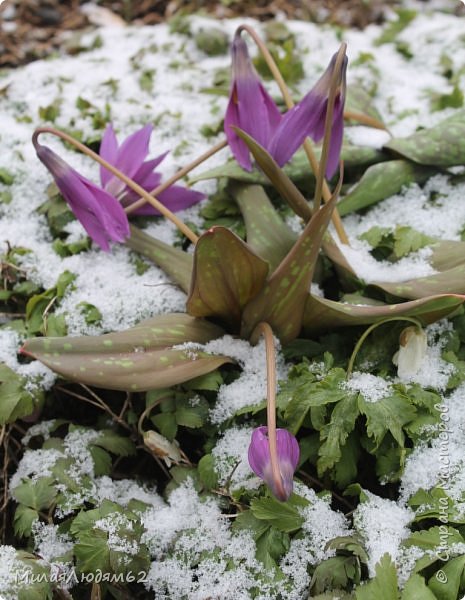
[248, 426, 300, 502]
[268, 51, 347, 176]
[268, 92, 327, 167]
[248, 426, 270, 478]
[224, 34, 282, 171]
[104, 124, 153, 197]
[99, 124, 119, 187]
[36, 144, 129, 251]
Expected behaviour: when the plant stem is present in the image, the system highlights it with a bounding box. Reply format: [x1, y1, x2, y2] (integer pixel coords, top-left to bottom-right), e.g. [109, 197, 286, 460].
[33, 127, 199, 244]
[125, 139, 228, 214]
[344, 110, 388, 131]
[252, 321, 286, 500]
[239, 24, 349, 245]
[346, 316, 423, 379]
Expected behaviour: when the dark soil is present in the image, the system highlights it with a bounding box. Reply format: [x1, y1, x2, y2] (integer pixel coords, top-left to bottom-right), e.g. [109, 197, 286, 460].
[0, 0, 398, 69]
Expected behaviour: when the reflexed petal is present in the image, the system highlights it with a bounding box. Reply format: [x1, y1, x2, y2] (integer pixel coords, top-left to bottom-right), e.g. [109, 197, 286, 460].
[225, 86, 253, 171]
[268, 92, 326, 167]
[248, 426, 270, 477]
[35, 144, 129, 251]
[268, 51, 347, 177]
[99, 124, 119, 187]
[103, 124, 153, 197]
[225, 33, 282, 171]
[115, 123, 153, 177]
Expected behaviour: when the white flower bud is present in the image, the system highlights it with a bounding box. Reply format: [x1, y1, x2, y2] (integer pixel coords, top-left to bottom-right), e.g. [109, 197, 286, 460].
[392, 326, 427, 379]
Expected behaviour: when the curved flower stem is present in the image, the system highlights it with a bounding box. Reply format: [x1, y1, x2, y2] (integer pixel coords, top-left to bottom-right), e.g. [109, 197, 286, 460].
[251, 321, 286, 500]
[344, 110, 388, 131]
[346, 316, 423, 380]
[125, 139, 228, 214]
[33, 127, 199, 244]
[314, 43, 347, 213]
[239, 24, 349, 246]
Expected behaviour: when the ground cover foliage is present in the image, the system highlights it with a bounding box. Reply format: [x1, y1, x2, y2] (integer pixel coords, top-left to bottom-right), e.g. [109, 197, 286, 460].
[1, 3, 465, 599]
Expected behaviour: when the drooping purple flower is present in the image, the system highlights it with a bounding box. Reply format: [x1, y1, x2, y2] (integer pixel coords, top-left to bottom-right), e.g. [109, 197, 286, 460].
[269, 52, 347, 178]
[33, 140, 130, 252]
[225, 30, 347, 178]
[248, 426, 300, 502]
[224, 34, 282, 172]
[99, 124, 204, 216]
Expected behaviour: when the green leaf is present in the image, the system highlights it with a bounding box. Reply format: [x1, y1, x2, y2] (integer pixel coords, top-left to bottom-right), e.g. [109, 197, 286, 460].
[0, 364, 36, 424]
[385, 110, 465, 167]
[198, 454, 219, 490]
[22, 314, 232, 391]
[401, 574, 437, 600]
[250, 494, 308, 533]
[74, 529, 112, 573]
[333, 430, 361, 488]
[337, 160, 434, 216]
[89, 445, 112, 476]
[186, 226, 269, 329]
[93, 430, 136, 457]
[152, 412, 178, 440]
[12, 477, 56, 511]
[13, 505, 38, 538]
[191, 145, 382, 188]
[374, 9, 417, 45]
[231, 183, 297, 271]
[428, 555, 465, 600]
[281, 367, 348, 434]
[403, 526, 464, 550]
[302, 293, 465, 335]
[126, 225, 193, 293]
[355, 554, 399, 600]
[318, 394, 359, 475]
[430, 84, 464, 112]
[241, 190, 338, 343]
[358, 394, 417, 449]
[255, 526, 290, 570]
[311, 555, 362, 594]
[345, 85, 384, 124]
[183, 369, 223, 391]
[0, 167, 14, 185]
[175, 395, 209, 428]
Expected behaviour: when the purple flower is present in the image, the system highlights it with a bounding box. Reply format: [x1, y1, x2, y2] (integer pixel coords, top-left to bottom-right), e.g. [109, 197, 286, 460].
[225, 31, 347, 178]
[269, 52, 347, 179]
[99, 124, 204, 216]
[224, 34, 282, 172]
[33, 141, 130, 252]
[248, 426, 300, 502]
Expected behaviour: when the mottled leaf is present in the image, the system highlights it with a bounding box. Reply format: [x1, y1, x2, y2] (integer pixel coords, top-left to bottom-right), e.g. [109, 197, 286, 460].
[230, 182, 297, 271]
[385, 110, 465, 167]
[22, 314, 231, 391]
[302, 293, 465, 335]
[369, 240, 465, 299]
[126, 224, 192, 293]
[190, 145, 383, 187]
[186, 226, 269, 329]
[338, 160, 434, 216]
[233, 127, 313, 221]
[345, 85, 384, 124]
[241, 193, 338, 343]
